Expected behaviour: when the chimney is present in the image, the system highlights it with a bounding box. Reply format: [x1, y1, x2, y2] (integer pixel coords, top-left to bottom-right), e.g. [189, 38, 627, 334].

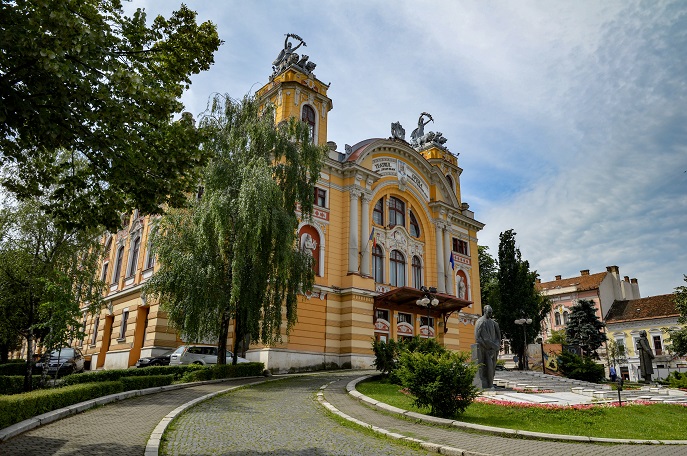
[580, 269, 590, 276]
[555, 275, 562, 281]
[606, 265, 619, 274]
[624, 276, 630, 282]
[631, 278, 640, 299]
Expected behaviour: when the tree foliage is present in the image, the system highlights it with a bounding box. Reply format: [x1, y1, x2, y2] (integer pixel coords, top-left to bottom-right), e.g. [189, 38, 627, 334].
[558, 350, 605, 383]
[488, 229, 550, 369]
[0, 0, 221, 230]
[565, 299, 607, 358]
[547, 329, 567, 345]
[478, 245, 498, 309]
[666, 275, 687, 357]
[606, 338, 627, 368]
[0, 197, 104, 390]
[144, 95, 327, 364]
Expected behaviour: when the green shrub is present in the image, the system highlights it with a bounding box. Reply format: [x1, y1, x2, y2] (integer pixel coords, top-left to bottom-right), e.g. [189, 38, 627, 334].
[558, 351, 605, 383]
[400, 336, 447, 356]
[0, 362, 31, 376]
[180, 362, 264, 383]
[666, 371, 687, 389]
[372, 339, 400, 376]
[396, 350, 478, 418]
[60, 364, 203, 386]
[0, 375, 42, 395]
[0, 381, 124, 428]
[120, 374, 174, 390]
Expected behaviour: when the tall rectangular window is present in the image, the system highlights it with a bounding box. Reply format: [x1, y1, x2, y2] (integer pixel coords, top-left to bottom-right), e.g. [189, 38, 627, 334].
[314, 188, 327, 207]
[452, 238, 468, 255]
[653, 335, 662, 355]
[119, 310, 129, 340]
[91, 316, 99, 346]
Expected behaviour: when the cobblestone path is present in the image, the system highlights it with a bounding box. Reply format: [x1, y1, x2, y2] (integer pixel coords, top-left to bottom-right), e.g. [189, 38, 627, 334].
[163, 373, 431, 456]
[0, 378, 262, 456]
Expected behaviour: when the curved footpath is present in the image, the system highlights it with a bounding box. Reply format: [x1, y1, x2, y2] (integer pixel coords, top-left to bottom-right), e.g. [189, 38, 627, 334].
[1, 370, 686, 455]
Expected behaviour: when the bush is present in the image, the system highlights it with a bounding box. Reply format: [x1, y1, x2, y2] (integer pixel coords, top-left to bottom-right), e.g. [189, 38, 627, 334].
[180, 362, 265, 383]
[372, 339, 400, 376]
[0, 381, 124, 428]
[665, 371, 687, 389]
[60, 364, 204, 386]
[400, 337, 447, 356]
[0, 362, 30, 376]
[120, 374, 174, 390]
[558, 351, 605, 383]
[0, 375, 44, 395]
[396, 351, 478, 418]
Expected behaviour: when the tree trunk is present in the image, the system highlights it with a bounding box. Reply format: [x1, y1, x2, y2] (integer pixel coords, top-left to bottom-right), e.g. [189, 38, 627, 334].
[0, 342, 9, 364]
[217, 309, 231, 366]
[232, 310, 242, 366]
[24, 331, 34, 392]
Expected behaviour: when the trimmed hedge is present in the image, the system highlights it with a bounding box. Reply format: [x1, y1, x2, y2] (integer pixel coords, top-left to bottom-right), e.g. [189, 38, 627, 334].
[180, 362, 265, 383]
[0, 375, 42, 395]
[60, 364, 204, 386]
[0, 362, 31, 376]
[0, 381, 124, 429]
[120, 374, 174, 390]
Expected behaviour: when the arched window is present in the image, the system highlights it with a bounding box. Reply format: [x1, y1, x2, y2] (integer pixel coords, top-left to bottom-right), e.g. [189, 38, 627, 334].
[372, 245, 384, 283]
[554, 312, 561, 326]
[373, 198, 384, 225]
[389, 197, 405, 228]
[302, 104, 316, 143]
[390, 250, 406, 287]
[113, 246, 124, 284]
[563, 311, 569, 325]
[127, 237, 140, 278]
[412, 256, 422, 289]
[409, 210, 420, 237]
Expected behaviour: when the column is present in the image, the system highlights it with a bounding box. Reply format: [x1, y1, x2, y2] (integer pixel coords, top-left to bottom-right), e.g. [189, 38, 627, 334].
[444, 228, 453, 295]
[360, 194, 371, 276]
[435, 223, 445, 293]
[348, 189, 361, 273]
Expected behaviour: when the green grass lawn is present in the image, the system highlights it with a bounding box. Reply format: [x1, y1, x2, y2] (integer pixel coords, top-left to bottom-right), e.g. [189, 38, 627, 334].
[357, 377, 687, 440]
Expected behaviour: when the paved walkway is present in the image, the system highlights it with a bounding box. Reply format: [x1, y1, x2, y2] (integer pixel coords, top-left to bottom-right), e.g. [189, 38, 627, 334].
[0, 378, 263, 455]
[1, 370, 686, 455]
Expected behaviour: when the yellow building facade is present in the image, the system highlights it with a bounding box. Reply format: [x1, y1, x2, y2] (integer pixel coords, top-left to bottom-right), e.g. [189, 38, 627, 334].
[73, 39, 485, 372]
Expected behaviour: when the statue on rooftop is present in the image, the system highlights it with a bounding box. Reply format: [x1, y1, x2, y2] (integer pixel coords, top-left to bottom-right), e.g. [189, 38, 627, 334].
[272, 33, 317, 77]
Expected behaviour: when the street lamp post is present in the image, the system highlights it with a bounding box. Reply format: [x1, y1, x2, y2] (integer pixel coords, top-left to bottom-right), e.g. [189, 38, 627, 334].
[417, 286, 438, 339]
[514, 317, 532, 370]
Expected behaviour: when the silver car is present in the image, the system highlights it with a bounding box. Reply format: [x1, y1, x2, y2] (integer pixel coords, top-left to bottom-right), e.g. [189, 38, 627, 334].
[169, 345, 249, 365]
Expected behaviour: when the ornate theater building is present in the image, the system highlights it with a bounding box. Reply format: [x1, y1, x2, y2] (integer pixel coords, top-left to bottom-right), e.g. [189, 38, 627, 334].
[75, 36, 485, 372]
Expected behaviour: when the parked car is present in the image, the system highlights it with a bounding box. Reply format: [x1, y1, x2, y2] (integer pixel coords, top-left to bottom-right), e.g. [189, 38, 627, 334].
[135, 350, 174, 368]
[169, 345, 249, 365]
[39, 347, 85, 376]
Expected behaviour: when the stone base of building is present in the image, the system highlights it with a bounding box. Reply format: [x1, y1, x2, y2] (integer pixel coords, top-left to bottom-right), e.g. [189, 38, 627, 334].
[247, 348, 375, 374]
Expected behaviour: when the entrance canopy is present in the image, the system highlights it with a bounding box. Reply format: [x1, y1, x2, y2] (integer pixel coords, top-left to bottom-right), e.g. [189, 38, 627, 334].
[374, 287, 472, 333]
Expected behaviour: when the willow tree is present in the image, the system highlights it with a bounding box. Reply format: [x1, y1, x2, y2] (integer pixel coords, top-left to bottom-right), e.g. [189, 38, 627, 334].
[145, 95, 327, 364]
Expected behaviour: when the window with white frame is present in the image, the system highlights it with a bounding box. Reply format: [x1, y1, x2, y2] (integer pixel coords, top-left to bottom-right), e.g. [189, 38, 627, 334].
[390, 250, 406, 287]
[372, 245, 384, 283]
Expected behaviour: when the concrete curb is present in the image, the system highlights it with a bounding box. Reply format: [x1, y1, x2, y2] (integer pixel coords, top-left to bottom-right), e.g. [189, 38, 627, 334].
[144, 377, 276, 456]
[340, 375, 687, 446]
[0, 376, 261, 443]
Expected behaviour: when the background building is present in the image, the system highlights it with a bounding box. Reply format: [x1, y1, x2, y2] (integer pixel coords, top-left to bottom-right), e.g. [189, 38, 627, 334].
[74, 39, 485, 372]
[605, 294, 686, 381]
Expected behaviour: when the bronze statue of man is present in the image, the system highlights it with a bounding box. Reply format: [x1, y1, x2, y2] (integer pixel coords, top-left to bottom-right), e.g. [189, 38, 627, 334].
[637, 330, 654, 383]
[475, 305, 501, 388]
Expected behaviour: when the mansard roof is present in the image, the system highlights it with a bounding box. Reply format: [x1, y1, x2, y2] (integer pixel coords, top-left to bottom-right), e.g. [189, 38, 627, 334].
[605, 294, 679, 323]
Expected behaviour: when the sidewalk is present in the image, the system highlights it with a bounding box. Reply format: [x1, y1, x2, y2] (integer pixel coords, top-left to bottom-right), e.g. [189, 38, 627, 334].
[320, 372, 687, 456]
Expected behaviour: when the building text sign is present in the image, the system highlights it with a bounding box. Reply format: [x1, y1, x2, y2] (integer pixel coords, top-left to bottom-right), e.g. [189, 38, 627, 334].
[372, 157, 430, 201]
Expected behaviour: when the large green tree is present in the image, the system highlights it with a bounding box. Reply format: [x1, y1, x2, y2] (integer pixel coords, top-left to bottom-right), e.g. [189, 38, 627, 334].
[478, 245, 498, 310]
[565, 298, 607, 358]
[667, 275, 687, 357]
[144, 95, 327, 365]
[0, 0, 221, 230]
[488, 229, 549, 370]
[0, 197, 104, 390]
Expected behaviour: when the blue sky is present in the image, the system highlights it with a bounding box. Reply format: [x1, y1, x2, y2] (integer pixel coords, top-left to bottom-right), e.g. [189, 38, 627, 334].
[129, 1, 687, 298]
